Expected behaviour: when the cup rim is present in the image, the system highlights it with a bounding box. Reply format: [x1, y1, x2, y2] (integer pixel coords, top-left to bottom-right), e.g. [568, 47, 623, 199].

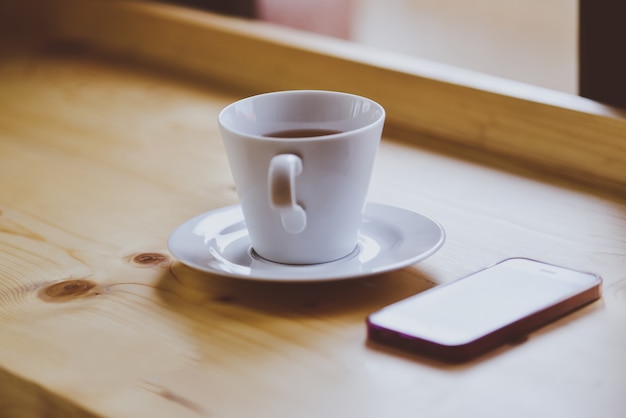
[218, 90, 385, 141]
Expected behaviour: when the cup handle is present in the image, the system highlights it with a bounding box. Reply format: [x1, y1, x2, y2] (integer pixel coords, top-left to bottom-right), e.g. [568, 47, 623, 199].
[268, 154, 307, 234]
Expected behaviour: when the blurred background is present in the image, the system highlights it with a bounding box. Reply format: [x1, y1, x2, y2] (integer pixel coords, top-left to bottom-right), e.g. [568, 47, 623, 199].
[168, 0, 577, 94]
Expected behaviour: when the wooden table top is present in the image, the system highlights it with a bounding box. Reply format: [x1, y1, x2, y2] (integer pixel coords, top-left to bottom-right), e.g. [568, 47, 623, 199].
[1, 1, 625, 417]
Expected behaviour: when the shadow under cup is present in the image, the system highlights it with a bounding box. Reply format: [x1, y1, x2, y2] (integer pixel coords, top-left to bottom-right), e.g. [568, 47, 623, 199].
[218, 90, 385, 265]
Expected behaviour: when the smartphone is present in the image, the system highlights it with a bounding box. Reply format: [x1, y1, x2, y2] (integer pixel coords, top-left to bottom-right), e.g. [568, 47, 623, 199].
[367, 258, 602, 363]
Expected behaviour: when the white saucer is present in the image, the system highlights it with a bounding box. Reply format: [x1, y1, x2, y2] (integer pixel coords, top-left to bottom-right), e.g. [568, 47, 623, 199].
[168, 203, 445, 282]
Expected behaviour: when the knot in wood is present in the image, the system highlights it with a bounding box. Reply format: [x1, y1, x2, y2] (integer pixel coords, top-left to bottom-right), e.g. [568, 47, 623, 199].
[130, 252, 170, 267]
[40, 279, 98, 302]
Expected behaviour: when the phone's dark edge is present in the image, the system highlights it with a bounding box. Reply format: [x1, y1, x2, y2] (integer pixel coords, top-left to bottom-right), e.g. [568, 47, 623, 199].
[366, 280, 601, 363]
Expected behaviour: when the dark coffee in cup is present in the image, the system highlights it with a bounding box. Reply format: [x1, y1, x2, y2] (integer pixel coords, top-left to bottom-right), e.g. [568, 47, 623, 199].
[264, 129, 342, 138]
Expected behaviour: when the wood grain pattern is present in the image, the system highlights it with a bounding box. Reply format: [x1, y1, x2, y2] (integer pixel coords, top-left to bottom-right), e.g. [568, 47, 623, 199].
[0, 366, 99, 418]
[0, 1, 625, 417]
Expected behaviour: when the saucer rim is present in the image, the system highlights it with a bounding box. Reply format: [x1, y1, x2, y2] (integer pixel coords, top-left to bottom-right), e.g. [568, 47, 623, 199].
[167, 202, 445, 282]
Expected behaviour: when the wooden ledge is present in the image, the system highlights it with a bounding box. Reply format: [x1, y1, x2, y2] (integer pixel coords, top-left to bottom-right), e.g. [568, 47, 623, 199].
[4, 0, 626, 193]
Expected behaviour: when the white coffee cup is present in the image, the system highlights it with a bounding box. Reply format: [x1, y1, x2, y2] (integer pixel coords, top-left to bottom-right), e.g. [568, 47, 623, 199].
[218, 90, 385, 264]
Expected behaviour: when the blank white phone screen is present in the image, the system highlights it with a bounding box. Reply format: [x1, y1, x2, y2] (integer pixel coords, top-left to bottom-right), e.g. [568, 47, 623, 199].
[369, 259, 598, 346]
